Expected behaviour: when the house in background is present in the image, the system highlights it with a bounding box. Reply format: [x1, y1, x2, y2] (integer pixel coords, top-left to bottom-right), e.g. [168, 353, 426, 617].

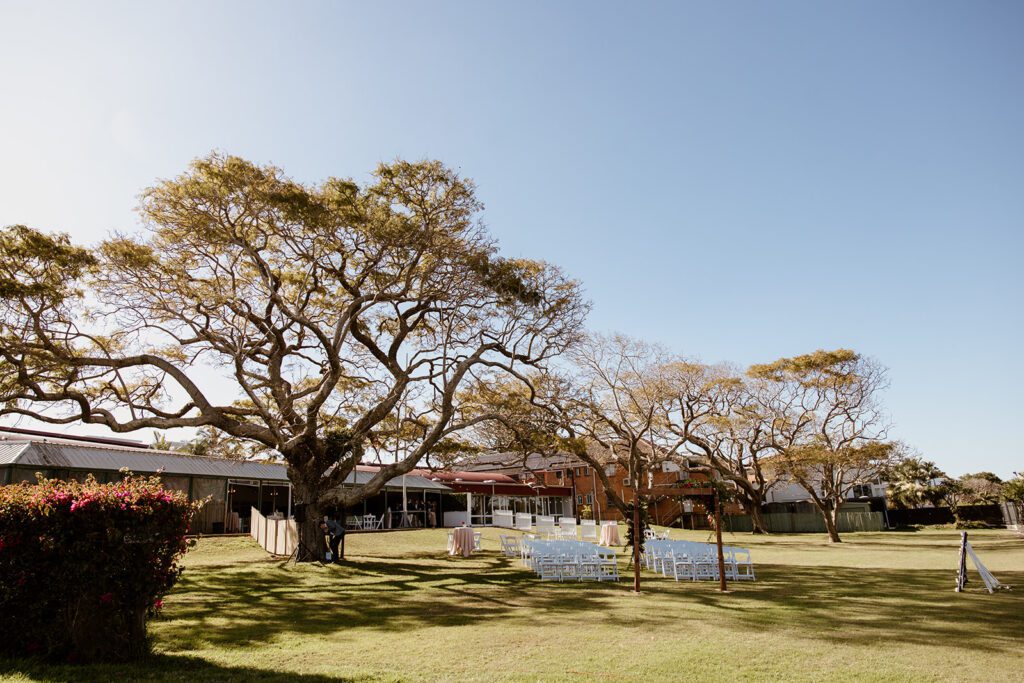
[763, 472, 889, 515]
[461, 444, 737, 528]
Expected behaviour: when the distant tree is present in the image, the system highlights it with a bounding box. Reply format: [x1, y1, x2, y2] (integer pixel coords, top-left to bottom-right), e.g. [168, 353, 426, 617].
[749, 349, 897, 543]
[0, 155, 586, 561]
[1003, 472, 1024, 507]
[959, 472, 1004, 505]
[179, 426, 272, 460]
[882, 457, 948, 509]
[151, 431, 175, 452]
[938, 479, 969, 526]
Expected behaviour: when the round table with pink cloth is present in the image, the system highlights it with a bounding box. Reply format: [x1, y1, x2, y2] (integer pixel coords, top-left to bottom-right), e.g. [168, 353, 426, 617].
[599, 522, 621, 546]
[450, 526, 475, 557]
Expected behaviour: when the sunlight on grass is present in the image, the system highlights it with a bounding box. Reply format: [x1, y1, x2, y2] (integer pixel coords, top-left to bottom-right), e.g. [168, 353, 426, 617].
[3, 527, 1022, 682]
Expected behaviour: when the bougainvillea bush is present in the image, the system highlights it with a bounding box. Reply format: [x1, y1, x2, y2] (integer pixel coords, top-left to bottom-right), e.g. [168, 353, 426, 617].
[0, 474, 199, 661]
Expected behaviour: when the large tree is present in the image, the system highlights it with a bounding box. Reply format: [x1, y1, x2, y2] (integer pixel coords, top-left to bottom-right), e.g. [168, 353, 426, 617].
[661, 362, 779, 534]
[749, 349, 897, 542]
[0, 154, 586, 560]
[551, 333, 681, 592]
[465, 333, 681, 591]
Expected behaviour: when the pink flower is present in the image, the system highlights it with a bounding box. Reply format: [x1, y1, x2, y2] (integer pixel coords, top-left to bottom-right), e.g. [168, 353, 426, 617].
[153, 599, 164, 610]
[99, 592, 114, 604]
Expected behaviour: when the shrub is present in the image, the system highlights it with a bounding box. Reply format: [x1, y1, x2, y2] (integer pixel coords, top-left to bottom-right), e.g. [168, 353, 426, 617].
[0, 473, 199, 661]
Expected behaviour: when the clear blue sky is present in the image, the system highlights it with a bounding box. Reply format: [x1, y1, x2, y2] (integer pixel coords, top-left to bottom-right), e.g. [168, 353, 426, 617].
[1, 1, 1021, 477]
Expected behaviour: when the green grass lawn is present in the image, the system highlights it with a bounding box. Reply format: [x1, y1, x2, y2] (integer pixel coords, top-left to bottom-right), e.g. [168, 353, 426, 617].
[2, 526, 1022, 682]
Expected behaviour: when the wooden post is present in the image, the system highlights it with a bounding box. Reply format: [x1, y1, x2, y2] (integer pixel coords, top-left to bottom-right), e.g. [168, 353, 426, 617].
[714, 487, 728, 592]
[632, 495, 641, 593]
[955, 531, 968, 592]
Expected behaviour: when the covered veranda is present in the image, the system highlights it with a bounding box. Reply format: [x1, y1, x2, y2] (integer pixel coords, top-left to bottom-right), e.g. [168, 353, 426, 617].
[321, 465, 453, 530]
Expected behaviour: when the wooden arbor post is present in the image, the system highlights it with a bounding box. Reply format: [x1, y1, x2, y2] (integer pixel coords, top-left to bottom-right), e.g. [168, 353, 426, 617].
[713, 486, 727, 592]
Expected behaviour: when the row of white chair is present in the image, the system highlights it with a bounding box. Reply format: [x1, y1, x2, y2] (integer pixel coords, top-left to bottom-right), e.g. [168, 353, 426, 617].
[643, 539, 755, 582]
[519, 538, 619, 582]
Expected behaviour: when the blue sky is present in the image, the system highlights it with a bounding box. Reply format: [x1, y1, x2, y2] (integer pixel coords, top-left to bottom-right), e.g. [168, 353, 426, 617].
[1, 1, 1021, 477]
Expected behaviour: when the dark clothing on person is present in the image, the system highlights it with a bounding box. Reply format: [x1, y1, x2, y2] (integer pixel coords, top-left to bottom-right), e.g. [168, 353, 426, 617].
[323, 518, 345, 562]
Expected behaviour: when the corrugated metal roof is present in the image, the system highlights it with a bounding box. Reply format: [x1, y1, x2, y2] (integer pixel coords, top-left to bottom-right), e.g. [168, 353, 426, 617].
[7, 441, 290, 481]
[344, 468, 450, 491]
[0, 440, 451, 492]
[0, 442, 31, 466]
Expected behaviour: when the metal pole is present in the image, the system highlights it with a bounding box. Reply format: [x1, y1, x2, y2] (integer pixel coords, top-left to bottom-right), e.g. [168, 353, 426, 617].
[402, 474, 408, 527]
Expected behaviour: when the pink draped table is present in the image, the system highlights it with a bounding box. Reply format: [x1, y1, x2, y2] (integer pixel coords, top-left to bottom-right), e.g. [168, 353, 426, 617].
[599, 522, 621, 546]
[450, 526, 475, 557]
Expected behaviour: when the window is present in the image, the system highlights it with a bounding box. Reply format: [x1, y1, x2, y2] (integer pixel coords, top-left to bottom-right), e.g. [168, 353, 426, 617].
[576, 495, 583, 505]
[605, 465, 616, 476]
[622, 477, 631, 487]
[554, 469, 563, 480]
[851, 484, 872, 498]
[583, 467, 590, 476]
[585, 493, 593, 504]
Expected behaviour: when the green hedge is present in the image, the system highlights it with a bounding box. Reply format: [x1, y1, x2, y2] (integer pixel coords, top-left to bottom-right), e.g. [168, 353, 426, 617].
[0, 474, 199, 661]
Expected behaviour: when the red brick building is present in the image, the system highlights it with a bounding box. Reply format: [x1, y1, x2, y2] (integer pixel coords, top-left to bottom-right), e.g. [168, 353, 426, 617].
[462, 448, 740, 529]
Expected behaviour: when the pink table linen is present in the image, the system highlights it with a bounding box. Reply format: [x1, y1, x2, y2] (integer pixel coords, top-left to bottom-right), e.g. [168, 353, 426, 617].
[450, 526, 475, 557]
[599, 522, 621, 547]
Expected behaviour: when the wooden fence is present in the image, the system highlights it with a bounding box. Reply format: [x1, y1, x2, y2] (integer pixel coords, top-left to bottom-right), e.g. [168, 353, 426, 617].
[250, 506, 297, 556]
[725, 510, 884, 534]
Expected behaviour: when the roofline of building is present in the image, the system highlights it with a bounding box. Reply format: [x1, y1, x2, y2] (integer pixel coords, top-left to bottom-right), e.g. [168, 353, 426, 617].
[0, 425, 148, 449]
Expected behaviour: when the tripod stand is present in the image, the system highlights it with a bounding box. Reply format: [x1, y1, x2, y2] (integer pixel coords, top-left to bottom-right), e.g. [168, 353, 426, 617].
[288, 502, 321, 564]
[289, 536, 318, 564]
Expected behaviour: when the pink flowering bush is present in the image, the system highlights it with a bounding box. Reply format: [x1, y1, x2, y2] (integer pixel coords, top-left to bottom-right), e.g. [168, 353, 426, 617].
[0, 474, 199, 661]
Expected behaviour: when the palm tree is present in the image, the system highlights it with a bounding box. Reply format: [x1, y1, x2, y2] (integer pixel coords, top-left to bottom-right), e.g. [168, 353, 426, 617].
[884, 457, 947, 509]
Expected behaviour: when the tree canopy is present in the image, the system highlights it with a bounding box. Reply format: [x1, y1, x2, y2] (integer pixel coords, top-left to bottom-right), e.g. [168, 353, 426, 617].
[0, 154, 587, 559]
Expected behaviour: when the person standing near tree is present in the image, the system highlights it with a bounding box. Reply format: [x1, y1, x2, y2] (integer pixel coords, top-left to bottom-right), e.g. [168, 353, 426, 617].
[320, 516, 345, 563]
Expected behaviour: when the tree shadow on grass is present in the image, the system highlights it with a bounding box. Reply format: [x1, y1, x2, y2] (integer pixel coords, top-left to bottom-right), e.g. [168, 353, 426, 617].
[159, 552, 632, 649]
[682, 564, 1024, 654]
[80, 545, 1024, 666]
[0, 653, 363, 682]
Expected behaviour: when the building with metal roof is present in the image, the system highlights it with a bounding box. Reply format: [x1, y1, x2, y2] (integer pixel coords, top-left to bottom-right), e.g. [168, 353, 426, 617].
[0, 429, 453, 534]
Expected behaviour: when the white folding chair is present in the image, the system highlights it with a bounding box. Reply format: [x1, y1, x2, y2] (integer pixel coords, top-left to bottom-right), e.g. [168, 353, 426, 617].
[730, 548, 756, 581]
[473, 532, 482, 551]
[499, 534, 519, 557]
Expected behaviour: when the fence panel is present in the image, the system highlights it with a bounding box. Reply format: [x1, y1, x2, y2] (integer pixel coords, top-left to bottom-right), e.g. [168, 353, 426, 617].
[724, 511, 883, 534]
[250, 506, 297, 556]
[493, 510, 514, 528]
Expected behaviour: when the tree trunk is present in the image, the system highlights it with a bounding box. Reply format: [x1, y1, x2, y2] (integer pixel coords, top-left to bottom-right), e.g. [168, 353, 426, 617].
[749, 504, 768, 535]
[737, 492, 769, 535]
[823, 505, 842, 543]
[292, 477, 327, 562]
